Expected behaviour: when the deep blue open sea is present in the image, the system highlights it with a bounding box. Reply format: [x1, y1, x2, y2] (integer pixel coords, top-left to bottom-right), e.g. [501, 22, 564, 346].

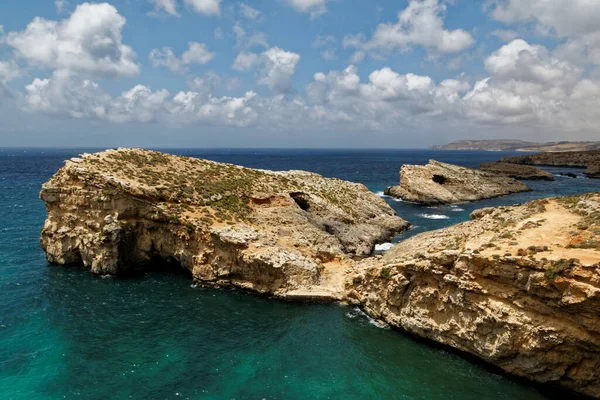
[1, 148, 598, 400]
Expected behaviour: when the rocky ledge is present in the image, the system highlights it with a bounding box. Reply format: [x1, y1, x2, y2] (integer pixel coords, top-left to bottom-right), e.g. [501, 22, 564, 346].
[502, 151, 600, 179]
[480, 162, 555, 181]
[384, 160, 530, 205]
[347, 194, 600, 398]
[40, 148, 410, 300]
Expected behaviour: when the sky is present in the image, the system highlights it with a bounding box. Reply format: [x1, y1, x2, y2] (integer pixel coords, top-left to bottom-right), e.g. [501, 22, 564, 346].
[0, 0, 599, 148]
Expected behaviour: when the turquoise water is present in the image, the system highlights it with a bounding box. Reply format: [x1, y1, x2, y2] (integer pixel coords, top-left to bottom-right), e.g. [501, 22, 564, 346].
[1, 149, 597, 400]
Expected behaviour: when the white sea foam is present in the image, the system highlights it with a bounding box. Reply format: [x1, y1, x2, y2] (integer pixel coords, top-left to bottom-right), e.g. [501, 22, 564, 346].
[375, 243, 394, 252]
[346, 308, 388, 328]
[420, 213, 450, 220]
[450, 207, 465, 212]
[375, 192, 404, 203]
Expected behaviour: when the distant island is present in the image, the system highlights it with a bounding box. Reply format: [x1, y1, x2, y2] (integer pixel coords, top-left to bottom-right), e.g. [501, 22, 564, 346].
[432, 139, 600, 152]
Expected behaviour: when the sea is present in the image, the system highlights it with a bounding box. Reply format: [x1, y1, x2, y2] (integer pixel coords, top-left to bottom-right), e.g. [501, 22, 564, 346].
[1, 148, 598, 400]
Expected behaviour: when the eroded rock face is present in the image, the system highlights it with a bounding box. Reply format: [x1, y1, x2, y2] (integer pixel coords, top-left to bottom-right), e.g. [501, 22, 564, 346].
[346, 195, 600, 398]
[40, 149, 410, 300]
[384, 160, 530, 205]
[502, 151, 600, 179]
[480, 162, 555, 181]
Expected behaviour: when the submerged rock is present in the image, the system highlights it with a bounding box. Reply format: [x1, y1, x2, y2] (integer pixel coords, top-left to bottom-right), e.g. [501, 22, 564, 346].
[347, 194, 600, 398]
[40, 148, 410, 300]
[480, 162, 554, 181]
[384, 160, 530, 205]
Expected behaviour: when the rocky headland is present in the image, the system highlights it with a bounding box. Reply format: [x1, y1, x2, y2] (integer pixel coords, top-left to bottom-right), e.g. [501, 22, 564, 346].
[347, 194, 600, 398]
[433, 140, 600, 152]
[40, 148, 410, 301]
[384, 160, 530, 205]
[41, 149, 600, 398]
[480, 162, 555, 181]
[503, 151, 600, 179]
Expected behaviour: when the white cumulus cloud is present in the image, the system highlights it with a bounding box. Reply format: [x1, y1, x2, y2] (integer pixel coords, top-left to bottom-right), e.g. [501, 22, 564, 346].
[489, 0, 600, 65]
[184, 0, 221, 16]
[233, 47, 300, 93]
[344, 0, 475, 60]
[148, 0, 179, 16]
[6, 2, 139, 77]
[150, 42, 215, 74]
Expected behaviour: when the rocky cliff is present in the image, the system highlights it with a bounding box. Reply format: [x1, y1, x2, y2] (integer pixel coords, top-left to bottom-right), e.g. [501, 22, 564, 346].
[41, 150, 600, 398]
[40, 149, 410, 300]
[480, 162, 554, 180]
[346, 194, 600, 398]
[502, 151, 600, 179]
[384, 160, 530, 205]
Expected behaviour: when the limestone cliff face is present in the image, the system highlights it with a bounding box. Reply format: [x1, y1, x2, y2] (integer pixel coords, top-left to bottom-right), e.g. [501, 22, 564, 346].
[346, 195, 600, 398]
[384, 160, 530, 205]
[40, 149, 410, 300]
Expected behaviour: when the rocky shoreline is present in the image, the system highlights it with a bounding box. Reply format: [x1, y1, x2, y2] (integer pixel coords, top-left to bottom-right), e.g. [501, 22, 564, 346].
[40, 149, 600, 398]
[480, 162, 555, 181]
[502, 151, 600, 179]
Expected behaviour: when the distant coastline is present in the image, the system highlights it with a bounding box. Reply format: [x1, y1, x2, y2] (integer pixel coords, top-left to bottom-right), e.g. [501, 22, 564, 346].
[432, 139, 600, 152]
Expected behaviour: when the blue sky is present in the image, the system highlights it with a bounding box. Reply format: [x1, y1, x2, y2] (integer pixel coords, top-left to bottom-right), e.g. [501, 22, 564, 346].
[0, 0, 599, 148]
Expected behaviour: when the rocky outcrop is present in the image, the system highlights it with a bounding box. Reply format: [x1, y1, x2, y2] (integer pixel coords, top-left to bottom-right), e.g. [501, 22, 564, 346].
[40, 149, 410, 300]
[502, 151, 600, 178]
[384, 160, 530, 205]
[586, 162, 600, 179]
[346, 195, 600, 398]
[480, 162, 554, 180]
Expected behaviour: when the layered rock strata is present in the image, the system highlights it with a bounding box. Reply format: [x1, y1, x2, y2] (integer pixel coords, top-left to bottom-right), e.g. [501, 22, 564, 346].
[40, 149, 410, 300]
[384, 160, 530, 205]
[480, 162, 554, 181]
[503, 151, 600, 179]
[347, 195, 600, 398]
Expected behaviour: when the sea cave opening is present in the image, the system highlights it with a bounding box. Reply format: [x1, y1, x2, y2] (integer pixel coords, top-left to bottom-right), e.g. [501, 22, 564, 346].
[432, 174, 447, 185]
